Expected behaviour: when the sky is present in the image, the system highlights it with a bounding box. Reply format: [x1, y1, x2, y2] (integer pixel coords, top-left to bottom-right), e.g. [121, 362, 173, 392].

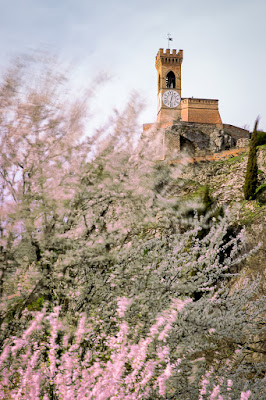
[1, 0, 266, 132]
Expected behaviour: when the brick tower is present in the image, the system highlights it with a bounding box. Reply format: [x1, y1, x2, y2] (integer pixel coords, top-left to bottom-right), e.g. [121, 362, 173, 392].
[156, 48, 183, 123]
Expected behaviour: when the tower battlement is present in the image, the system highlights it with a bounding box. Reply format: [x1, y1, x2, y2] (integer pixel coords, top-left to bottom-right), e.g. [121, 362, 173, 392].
[156, 49, 183, 65]
[157, 48, 183, 56]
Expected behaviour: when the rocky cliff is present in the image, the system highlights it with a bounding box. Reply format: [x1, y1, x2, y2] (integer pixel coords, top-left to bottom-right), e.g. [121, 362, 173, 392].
[163, 121, 250, 159]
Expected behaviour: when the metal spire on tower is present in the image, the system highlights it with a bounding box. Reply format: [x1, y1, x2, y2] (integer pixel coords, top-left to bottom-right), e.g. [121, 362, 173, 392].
[167, 33, 173, 49]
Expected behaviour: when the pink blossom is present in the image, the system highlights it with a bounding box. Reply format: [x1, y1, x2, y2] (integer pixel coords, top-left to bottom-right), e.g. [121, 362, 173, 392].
[227, 379, 233, 390]
[75, 314, 86, 344]
[240, 390, 252, 400]
[210, 384, 221, 399]
[200, 377, 209, 396]
[157, 345, 170, 361]
[156, 364, 172, 397]
[172, 297, 192, 312]
[158, 323, 172, 341]
[22, 310, 45, 340]
[117, 297, 132, 318]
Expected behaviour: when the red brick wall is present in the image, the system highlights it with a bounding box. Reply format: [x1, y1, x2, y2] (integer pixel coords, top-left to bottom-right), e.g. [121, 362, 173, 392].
[181, 98, 222, 124]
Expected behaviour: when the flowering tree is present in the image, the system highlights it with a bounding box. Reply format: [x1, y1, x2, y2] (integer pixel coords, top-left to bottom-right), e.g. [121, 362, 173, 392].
[0, 54, 92, 328]
[0, 56, 265, 399]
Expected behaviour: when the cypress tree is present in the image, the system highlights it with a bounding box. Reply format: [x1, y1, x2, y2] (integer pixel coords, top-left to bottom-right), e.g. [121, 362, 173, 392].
[243, 119, 259, 200]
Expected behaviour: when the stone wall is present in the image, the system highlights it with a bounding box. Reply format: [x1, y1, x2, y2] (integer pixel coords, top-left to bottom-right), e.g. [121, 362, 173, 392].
[164, 129, 181, 159]
[142, 121, 250, 161]
[164, 122, 234, 158]
[223, 124, 250, 145]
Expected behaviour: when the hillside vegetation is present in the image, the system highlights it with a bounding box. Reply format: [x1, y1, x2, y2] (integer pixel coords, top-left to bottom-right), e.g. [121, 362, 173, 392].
[175, 145, 266, 275]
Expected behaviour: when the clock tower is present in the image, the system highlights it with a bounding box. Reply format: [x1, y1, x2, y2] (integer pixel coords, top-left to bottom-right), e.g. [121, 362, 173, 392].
[156, 48, 183, 123]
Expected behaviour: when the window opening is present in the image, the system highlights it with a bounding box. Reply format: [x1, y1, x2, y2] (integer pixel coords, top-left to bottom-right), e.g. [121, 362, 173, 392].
[166, 71, 175, 88]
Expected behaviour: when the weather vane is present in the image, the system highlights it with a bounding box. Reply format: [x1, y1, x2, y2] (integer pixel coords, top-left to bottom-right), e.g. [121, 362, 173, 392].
[167, 33, 173, 49]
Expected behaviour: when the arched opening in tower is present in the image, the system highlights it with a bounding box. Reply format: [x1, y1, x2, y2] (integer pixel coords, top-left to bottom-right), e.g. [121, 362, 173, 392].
[166, 71, 176, 88]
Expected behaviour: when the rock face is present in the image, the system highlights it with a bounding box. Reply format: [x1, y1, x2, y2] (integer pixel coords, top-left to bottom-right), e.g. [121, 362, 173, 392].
[209, 130, 233, 152]
[257, 146, 266, 175]
[176, 152, 249, 205]
[163, 121, 249, 159]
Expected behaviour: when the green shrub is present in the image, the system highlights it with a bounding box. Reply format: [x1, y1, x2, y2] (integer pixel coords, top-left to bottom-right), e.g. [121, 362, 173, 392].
[255, 183, 266, 204]
[256, 130, 266, 146]
[243, 120, 258, 200]
[27, 295, 45, 311]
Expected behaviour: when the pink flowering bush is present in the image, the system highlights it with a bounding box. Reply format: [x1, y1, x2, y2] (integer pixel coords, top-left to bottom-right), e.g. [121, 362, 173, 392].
[1, 293, 264, 399]
[0, 299, 192, 399]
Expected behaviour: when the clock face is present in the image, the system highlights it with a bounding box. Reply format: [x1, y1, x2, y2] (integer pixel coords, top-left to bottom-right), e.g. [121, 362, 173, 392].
[162, 90, 181, 108]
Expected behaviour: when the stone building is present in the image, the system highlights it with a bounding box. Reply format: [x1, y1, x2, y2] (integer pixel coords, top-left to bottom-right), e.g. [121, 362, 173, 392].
[143, 48, 250, 160]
